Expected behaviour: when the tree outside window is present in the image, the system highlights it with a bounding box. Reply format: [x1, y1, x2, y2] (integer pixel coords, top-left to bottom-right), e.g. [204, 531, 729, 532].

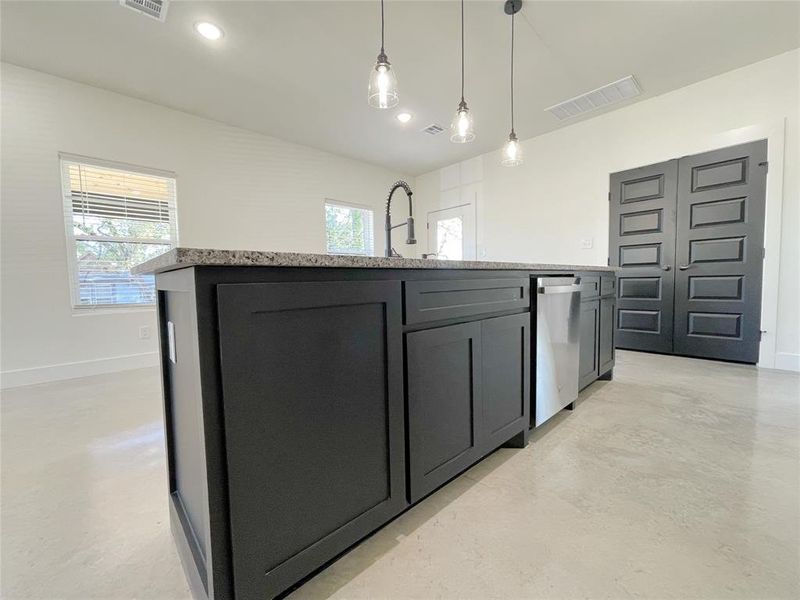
[325, 201, 374, 256]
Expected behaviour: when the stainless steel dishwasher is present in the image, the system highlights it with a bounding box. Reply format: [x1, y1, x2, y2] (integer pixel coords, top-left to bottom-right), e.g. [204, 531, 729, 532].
[534, 276, 582, 427]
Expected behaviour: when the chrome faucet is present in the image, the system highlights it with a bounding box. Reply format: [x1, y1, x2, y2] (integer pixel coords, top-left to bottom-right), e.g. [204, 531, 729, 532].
[384, 180, 417, 257]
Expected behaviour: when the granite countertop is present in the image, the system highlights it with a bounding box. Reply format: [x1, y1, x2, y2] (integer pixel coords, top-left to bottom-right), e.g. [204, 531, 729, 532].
[132, 247, 617, 274]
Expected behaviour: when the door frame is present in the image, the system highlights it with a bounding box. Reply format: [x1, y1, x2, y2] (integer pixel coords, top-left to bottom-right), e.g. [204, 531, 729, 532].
[608, 119, 786, 369]
[426, 202, 477, 260]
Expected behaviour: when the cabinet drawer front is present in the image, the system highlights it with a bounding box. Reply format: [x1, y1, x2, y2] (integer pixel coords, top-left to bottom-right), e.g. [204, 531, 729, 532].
[406, 321, 482, 502]
[600, 276, 616, 297]
[580, 276, 600, 300]
[404, 278, 529, 325]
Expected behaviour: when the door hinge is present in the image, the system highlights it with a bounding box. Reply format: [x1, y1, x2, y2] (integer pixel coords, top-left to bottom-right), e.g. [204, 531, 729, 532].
[763, 247, 766, 259]
[607, 256, 611, 266]
[758, 161, 768, 172]
[608, 192, 611, 202]
[759, 330, 766, 341]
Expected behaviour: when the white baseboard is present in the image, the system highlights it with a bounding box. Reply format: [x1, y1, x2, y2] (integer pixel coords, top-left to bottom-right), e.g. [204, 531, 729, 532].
[773, 352, 800, 373]
[0, 352, 159, 389]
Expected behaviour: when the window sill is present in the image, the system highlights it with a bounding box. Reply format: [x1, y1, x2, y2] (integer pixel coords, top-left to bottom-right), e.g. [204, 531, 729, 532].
[71, 304, 156, 317]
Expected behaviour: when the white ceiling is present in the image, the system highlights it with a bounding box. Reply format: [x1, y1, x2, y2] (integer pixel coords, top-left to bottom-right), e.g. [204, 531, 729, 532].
[2, 1, 798, 175]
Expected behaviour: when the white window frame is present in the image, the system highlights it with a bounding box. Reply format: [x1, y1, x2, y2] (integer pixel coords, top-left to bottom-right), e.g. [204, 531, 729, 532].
[60, 153, 178, 311]
[323, 199, 375, 256]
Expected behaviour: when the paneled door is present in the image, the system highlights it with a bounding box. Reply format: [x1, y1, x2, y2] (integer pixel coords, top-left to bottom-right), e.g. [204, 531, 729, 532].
[673, 140, 767, 363]
[609, 160, 678, 353]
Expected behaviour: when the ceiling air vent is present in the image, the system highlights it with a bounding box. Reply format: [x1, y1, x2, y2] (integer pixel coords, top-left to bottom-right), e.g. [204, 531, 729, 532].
[422, 124, 446, 136]
[119, 0, 169, 21]
[546, 75, 641, 121]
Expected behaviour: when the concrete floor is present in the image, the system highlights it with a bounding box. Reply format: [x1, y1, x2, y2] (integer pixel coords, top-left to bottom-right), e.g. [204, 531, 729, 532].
[2, 350, 798, 599]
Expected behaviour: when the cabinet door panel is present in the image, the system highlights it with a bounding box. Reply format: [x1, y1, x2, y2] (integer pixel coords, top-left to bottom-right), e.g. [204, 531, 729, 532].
[579, 300, 600, 390]
[481, 313, 530, 453]
[217, 281, 406, 600]
[407, 321, 481, 502]
[599, 297, 616, 375]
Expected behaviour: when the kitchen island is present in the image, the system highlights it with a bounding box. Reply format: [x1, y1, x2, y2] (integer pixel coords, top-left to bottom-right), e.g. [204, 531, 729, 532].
[134, 248, 616, 600]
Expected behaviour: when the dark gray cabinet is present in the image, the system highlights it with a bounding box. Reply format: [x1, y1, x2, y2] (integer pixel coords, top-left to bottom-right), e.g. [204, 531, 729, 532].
[216, 280, 407, 599]
[407, 321, 482, 503]
[404, 278, 529, 325]
[599, 297, 616, 374]
[579, 300, 600, 390]
[407, 311, 530, 502]
[154, 266, 607, 600]
[579, 275, 616, 390]
[481, 312, 530, 453]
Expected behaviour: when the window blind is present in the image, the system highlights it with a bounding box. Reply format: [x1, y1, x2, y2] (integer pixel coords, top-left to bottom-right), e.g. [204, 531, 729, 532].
[60, 156, 177, 308]
[68, 163, 173, 223]
[324, 200, 375, 256]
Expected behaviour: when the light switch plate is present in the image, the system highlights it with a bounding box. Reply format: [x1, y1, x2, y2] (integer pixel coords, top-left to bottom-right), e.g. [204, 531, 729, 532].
[580, 238, 593, 249]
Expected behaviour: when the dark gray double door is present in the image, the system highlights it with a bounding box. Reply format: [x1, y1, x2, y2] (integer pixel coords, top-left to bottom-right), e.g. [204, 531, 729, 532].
[609, 140, 768, 363]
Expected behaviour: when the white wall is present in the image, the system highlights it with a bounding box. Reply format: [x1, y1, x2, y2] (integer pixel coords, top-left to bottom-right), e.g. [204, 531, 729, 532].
[0, 63, 413, 387]
[417, 50, 800, 371]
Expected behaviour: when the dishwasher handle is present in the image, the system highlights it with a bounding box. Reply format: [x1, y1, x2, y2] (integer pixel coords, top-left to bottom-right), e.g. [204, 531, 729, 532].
[537, 283, 584, 295]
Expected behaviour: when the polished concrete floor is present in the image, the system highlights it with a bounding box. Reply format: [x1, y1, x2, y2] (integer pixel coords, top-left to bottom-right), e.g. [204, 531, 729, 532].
[2, 351, 798, 599]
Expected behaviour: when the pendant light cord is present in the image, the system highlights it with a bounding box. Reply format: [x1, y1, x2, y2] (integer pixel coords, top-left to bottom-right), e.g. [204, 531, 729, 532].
[460, 0, 465, 102]
[380, 0, 385, 53]
[510, 10, 515, 133]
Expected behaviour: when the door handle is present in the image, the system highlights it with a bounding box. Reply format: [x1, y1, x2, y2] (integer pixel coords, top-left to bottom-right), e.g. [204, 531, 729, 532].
[679, 264, 691, 270]
[661, 265, 672, 271]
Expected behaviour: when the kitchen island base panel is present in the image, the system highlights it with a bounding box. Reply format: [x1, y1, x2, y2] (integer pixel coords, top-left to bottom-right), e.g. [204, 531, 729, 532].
[152, 264, 614, 600]
[502, 428, 530, 448]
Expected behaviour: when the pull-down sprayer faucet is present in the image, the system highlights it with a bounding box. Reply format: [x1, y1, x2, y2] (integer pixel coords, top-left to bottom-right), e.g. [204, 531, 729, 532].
[384, 180, 416, 257]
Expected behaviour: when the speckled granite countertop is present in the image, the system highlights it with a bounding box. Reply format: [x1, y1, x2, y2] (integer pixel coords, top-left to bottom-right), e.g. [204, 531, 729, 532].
[132, 247, 616, 274]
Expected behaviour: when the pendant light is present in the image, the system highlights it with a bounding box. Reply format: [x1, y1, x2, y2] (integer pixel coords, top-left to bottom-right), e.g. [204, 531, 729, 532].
[501, 0, 523, 166]
[368, 0, 399, 109]
[450, 0, 475, 143]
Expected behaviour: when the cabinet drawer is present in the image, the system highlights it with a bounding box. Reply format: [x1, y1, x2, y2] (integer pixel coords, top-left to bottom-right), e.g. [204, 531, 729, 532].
[580, 276, 600, 300]
[600, 276, 616, 297]
[404, 278, 529, 325]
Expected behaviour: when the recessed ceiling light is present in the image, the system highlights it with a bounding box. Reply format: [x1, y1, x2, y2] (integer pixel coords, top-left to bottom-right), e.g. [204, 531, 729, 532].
[195, 21, 223, 41]
[396, 112, 412, 124]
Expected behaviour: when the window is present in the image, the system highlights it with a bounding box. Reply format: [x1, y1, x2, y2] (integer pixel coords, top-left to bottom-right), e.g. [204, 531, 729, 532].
[60, 155, 177, 308]
[324, 200, 374, 256]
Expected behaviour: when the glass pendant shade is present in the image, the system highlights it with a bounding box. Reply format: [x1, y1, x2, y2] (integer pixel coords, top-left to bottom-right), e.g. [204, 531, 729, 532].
[501, 1, 522, 166]
[450, 101, 475, 143]
[501, 131, 523, 166]
[368, 53, 398, 109]
[450, 0, 475, 144]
